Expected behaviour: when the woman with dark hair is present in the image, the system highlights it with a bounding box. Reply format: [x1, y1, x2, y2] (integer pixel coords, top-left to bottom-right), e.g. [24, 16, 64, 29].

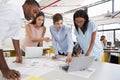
[21, 12, 51, 53]
[73, 10, 103, 60]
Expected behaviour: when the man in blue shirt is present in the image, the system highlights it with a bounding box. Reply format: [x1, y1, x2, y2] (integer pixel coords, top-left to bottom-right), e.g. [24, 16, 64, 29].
[50, 13, 73, 63]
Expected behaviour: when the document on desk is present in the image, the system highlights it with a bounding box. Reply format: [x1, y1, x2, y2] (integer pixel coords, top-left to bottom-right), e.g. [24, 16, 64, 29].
[13, 59, 66, 79]
[57, 57, 66, 61]
[69, 68, 96, 78]
[24, 59, 65, 68]
[37, 58, 66, 68]
[25, 61, 41, 68]
[11, 58, 66, 80]
[14, 67, 54, 79]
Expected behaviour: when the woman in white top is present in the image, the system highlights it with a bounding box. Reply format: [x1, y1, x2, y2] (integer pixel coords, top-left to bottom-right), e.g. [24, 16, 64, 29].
[21, 12, 51, 52]
[73, 10, 103, 60]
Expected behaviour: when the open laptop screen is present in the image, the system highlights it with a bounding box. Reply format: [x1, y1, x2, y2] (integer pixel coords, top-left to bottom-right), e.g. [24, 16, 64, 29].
[61, 56, 94, 72]
[25, 47, 43, 58]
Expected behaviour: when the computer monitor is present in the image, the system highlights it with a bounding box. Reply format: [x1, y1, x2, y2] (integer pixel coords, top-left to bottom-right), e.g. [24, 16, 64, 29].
[107, 42, 112, 46]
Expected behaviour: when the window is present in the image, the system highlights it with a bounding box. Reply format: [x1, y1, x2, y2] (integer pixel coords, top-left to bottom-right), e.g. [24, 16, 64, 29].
[98, 23, 120, 46]
[102, 24, 120, 30]
[114, 0, 120, 11]
[88, 1, 112, 17]
[115, 30, 120, 41]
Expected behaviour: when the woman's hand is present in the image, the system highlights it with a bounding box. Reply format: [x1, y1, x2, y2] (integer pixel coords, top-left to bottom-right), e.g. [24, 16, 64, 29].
[85, 52, 90, 56]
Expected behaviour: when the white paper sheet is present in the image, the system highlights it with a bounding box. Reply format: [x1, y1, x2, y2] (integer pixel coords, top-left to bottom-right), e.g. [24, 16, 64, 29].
[57, 57, 66, 61]
[6, 58, 66, 80]
[14, 67, 54, 80]
[43, 60, 66, 68]
[69, 68, 96, 78]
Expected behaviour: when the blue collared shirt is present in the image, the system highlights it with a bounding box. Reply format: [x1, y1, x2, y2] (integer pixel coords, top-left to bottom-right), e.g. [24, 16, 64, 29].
[50, 25, 73, 55]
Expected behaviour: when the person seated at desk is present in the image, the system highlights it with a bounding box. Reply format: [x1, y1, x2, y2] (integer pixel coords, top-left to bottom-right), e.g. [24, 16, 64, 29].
[50, 13, 73, 63]
[21, 12, 51, 55]
[100, 35, 107, 48]
[73, 10, 103, 60]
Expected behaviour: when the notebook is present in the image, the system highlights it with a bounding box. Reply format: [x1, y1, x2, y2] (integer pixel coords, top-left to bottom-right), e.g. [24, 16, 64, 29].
[25, 47, 43, 58]
[61, 56, 95, 72]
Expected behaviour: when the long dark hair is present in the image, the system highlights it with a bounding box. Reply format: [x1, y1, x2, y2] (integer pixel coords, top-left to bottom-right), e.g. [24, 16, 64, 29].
[30, 12, 45, 27]
[73, 10, 89, 34]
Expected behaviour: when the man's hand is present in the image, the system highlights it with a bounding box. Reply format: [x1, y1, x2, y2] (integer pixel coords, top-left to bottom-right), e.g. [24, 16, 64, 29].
[13, 55, 23, 63]
[12, 39, 23, 63]
[2, 69, 20, 80]
[0, 50, 21, 80]
[66, 53, 72, 63]
[52, 54, 58, 60]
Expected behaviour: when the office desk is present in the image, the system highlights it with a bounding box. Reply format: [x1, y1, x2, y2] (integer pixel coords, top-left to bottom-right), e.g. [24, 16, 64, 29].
[103, 49, 120, 63]
[0, 57, 120, 80]
[41, 62, 120, 80]
[104, 49, 120, 53]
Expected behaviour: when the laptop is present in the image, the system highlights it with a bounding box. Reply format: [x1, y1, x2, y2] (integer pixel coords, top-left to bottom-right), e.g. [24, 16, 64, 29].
[25, 47, 43, 58]
[61, 56, 95, 72]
